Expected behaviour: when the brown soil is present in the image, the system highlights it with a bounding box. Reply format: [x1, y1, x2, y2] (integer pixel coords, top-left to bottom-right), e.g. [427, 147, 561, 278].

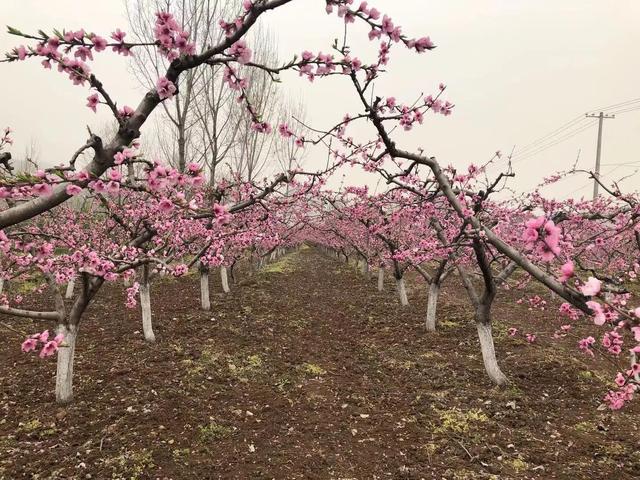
[1, 247, 639, 479]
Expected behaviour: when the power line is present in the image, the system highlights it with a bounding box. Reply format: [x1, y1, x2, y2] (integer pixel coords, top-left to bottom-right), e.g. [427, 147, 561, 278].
[607, 105, 640, 116]
[511, 116, 589, 157]
[509, 97, 640, 161]
[592, 97, 640, 113]
[510, 120, 597, 164]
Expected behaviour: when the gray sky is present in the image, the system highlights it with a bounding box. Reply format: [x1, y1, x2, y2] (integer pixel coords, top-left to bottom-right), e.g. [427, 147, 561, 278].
[1, 0, 639, 199]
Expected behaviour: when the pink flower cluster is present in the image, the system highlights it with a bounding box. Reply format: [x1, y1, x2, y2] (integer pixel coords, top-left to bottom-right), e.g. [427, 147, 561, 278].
[227, 40, 252, 64]
[154, 12, 195, 61]
[21, 330, 65, 358]
[522, 216, 562, 261]
[156, 76, 177, 100]
[125, 282, 140, 308]
[578, 336, 596, 356]
[604, 383, 637, 410]
[213, 203, 231, 226]
[601, 330, 623, 355]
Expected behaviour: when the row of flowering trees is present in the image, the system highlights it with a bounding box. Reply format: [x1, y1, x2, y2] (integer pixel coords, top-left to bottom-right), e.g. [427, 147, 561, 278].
[1, 0, 639, 410]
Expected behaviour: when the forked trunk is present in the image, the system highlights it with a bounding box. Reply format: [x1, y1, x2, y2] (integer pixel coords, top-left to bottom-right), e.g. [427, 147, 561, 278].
[396, 276, 409, 306]
[476, 313, 508, 385]
[65, 278, 75, 299]
[377, 268, 384, 292]
[425, 282, 440, 332]
[55, 323, 78, 404]
[200, 267, 211, 311]
[221, 266, 230, 293]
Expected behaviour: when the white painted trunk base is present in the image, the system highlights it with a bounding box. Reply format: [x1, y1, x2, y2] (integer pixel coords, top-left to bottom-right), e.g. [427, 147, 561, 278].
[0, 278, 4, 295]
[55, 324, 78, 404]
[140, 282, 155, 343]
[425, 283, 440, 332]
[377, 268, 385, 292]
[220, 266, 230, 293]
[476, 322, 508, 385]
[65, 279, 75, 299]
[360, 260, 369, 277]
[396, 277, 409, 306]
[200, 270, 211, 311]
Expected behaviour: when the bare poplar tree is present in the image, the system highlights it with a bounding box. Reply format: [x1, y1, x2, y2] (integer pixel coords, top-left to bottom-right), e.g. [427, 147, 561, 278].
[126, 0, 230, 172]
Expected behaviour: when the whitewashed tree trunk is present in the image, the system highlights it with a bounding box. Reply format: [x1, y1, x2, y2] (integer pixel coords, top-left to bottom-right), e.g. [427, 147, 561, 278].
[360, 259, 369, 277]
[65, 279, 75, 299]
[476, 320, 508, 386]
[55, 323, 78, 404]
[220, 266, 230, 293]
[425, 282, 440, 332]
[377, 268, 385, 291]
[0, 278, 4, 295]
[396, 277, 409, 306]
[200, 268, 211, 311]
[139, 267, 155, 343]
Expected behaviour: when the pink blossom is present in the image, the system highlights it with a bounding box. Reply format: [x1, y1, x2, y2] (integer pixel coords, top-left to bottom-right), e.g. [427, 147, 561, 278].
[111, 28, 127, 43]
[581, 277, 602, 297]
[559, 260, 574, 283]
[32, 183, 53, 197]
[158, 198, 174, 213]
[86, 93, 99, 113]
[66, 184, 82, 196]
[90, 34, 107, 52]
[228, 40, 252, 64]
[16, 45, 28, 60]
[156, 76, 177, 100]
[586, 300, 606, 325]
[39, 340, 59, 358]
[187, 162, 200, 173]
[21, 338, 37, 353]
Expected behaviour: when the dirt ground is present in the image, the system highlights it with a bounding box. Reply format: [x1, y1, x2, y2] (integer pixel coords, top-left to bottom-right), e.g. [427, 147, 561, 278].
[1, 246, 639, 479]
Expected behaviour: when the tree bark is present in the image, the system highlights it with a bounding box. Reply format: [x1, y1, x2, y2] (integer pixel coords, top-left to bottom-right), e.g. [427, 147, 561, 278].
[396, 276, 409, 306]
[200, 265, 211, 311]
[425, 282, 440, 332]
[65, 279, 75, 300]
[220, 266, 230, 293]
[476, 311, 508, 386]
[139, 266, 155, 343]
[55, 323, 78, 404]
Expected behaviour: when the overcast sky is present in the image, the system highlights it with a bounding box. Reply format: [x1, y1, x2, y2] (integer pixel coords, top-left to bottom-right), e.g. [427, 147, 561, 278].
[1, 0, 639, 200]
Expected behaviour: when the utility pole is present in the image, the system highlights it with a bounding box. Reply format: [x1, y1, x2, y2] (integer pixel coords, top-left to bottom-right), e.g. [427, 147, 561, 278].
[585, 111, 615, 200]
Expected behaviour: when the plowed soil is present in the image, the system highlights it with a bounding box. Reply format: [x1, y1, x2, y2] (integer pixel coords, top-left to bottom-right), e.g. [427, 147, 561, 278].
[1, 247, 639, 479]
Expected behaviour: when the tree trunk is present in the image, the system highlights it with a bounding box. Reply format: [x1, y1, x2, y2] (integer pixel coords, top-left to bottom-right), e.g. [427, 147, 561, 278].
[377, 268, 384, 292]
[476, 314, 508, 385]
[65, 279, 75, 299]
[396, 276, 409, 306]
[140, 267, 155, 343]
[425, 282, 440, 332]
[55, 323, 78, 404]
[220, 266, 230, 293]
[200, 266, 211, 311]
[360, 258, 369, 277]
[0, 278, 4, 295]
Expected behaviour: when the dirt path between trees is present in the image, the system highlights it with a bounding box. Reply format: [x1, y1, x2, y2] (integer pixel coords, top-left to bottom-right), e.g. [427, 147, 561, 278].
[1, 247, 639, 479]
